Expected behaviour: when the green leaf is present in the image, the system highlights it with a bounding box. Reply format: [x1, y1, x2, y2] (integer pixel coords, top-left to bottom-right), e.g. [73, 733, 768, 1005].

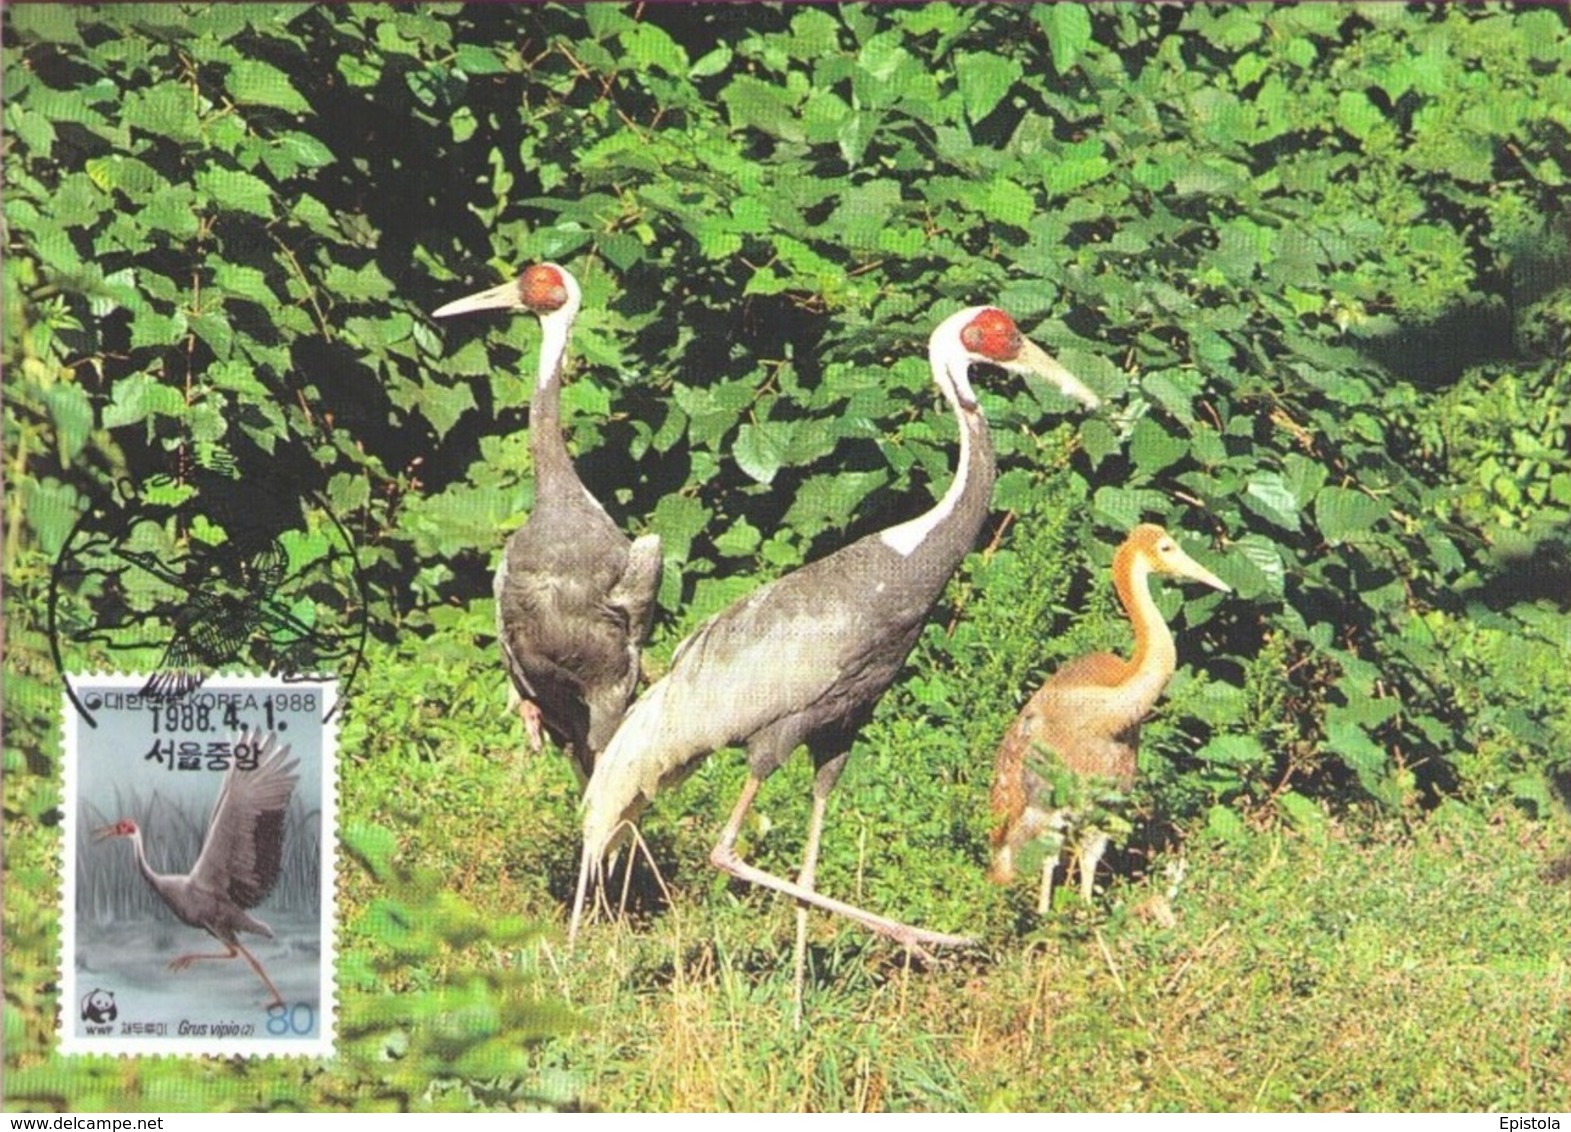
[783, 470, 887, 540]
[196, 168, 274, 219]
[226, 60, 311, 113]
[651, 494, 711, 562]
[828, 179, 903, 250]
[1276, 791, 1328, 842]
[1036, 4, 1093, 73]
[584, 5, 634, 38]
[342, 821, 400, 882]
[985, 176, 1035, 229]
[22, 478, 84, 559]
[1043, 140, 1112, 195]
[189, 310, 235, 359]
[129, 307, 185, 350]
[1198, 734, 1268, 767]
[43, 382, 94, 464]
[337, 55, 381, 88]
[1315, 486, 1387, 544]
[1128, 417, 1188, 476]
[735, 421, 787, 486]
[212, 263, 277, 307]
[714, 516, 762, 559]
[1336, 90, 1384, 141]
[1079, 418, 1119, 468]
[623, 22, 687, 75]
[1223, 534, 1285, 598]
[1091, 486, 1168, 531]
[103, 373, 187, 429]
[689, 45, 733, 79]
[455, 43, 508, 75]
[1205, 804, 1248, 845]
[141, 190, 202, 237]
[84, 155, 164, 199]
[7, 105, 57, 159]
[561, 379, 610, 419]
[278, 132, 336, 169]
[722, 76, 804, 143]
[837, 109, 880, 166]
[1325, 707, 1391, 800]
[7, 4, 85, 43]
[1244, 471, 1302, 532]
[322, 261, 395, 302]
[955, 51, 1022, 124]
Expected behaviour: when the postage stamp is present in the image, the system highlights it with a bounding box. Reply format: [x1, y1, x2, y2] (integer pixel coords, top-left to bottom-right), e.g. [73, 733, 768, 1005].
[61, 673, 337, 1057]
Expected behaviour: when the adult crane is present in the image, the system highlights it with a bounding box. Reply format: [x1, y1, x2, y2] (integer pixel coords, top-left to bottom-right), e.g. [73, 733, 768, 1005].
[433, 265, 661, 782]
[94, 730, 298, 1006]
[989, 523, 1229, 913]
[573, 306, 1100, 1019]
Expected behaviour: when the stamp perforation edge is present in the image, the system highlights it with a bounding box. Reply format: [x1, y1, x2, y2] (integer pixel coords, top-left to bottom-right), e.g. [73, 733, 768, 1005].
[60, 672, 338, 1058]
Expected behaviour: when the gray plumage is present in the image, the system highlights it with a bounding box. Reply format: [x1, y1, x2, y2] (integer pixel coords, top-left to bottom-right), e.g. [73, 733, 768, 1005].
[95, 729, 298, 1004]
[581, 418, 994, 850]
[435, 264, 661, 782]
[574, 306, 1100, 1020]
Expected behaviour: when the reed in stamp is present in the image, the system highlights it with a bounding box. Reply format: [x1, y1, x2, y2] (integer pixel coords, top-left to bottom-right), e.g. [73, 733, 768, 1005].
[62, 674, 336, 1057]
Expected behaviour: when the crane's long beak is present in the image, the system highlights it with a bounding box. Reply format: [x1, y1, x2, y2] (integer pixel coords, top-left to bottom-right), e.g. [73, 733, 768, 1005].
[1171, 547, 1231, 593]
[91, 825, 122, 842]
[1010, 339, 1101, 410]
[432, 279, 520, 319]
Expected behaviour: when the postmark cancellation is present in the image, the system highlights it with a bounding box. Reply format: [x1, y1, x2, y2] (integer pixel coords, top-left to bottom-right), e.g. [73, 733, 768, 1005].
[62, 673, 337, 1057]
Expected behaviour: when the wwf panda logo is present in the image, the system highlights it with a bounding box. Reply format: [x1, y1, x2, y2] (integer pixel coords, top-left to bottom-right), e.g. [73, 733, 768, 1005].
[81, 988, 117, 1023]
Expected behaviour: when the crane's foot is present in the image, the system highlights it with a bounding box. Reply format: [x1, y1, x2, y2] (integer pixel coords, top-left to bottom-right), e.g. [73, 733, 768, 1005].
[710, 847, 978, 960]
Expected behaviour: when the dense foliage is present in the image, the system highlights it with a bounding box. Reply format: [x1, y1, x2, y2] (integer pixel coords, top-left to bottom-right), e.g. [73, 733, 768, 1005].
[5, 2, 1568, 1112]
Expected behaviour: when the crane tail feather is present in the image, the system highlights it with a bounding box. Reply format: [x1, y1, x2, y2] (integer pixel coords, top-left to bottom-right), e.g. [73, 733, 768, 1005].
[580, 678, 691, 862]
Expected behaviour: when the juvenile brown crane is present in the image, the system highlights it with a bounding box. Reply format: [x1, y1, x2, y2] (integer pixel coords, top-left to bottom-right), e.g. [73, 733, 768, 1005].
[989, 523, 1229, 912]
[434, 265, 661, 782]
[94, 730, 298, 1006]
[573, 306, 1100, 1019]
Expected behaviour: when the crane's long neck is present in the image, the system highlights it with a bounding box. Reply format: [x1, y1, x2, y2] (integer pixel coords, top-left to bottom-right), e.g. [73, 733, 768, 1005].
[529, 314, 580, 504]
[127, 830, 167, 889]
[1113, 549, 1176, 723]
[879, 363, 995, 565]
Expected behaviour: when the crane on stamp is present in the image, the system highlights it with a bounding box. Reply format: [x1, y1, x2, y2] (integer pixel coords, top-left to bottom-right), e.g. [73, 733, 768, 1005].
[433, 264, 661, 783]
[95, 729, 298, 1007]
[573, 305, 1099, 1022]
[989, 523, 1229, 913]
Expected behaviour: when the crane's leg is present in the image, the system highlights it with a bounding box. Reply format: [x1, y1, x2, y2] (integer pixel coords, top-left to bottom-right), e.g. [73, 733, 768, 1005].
[710, 776, 977, 960]
[518, 698, 546, 754]
[1078, 829, 1110, 902]
[505, 682, 546, 754]
[1036, 851, 1058, 915]
[791, 791, 829, 1030]
[170, 941, 284, 1008]
[568, 840, 597, 948]
[233, 939, 286, 1008]
[169, 945, 240, 971]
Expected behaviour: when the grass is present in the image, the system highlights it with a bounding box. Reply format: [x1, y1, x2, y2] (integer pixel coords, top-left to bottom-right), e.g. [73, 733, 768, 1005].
[323, 645, 1571, 1112]
[447, 783, 1571, 1111]
[6, 623, 1570, 1112]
